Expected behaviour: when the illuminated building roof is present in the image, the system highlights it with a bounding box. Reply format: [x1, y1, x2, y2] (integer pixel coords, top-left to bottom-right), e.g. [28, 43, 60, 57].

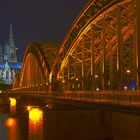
[0, 62, 22, 69]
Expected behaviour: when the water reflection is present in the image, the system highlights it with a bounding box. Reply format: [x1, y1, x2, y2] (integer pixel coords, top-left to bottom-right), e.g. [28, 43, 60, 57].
[6, 117, 17, 140]
[0, 112, 28, 140]
[0, 114, 8, 140]
[6, 118, 16, 127]
[28, 108, 43, 140]
[1, 104, 140, 140]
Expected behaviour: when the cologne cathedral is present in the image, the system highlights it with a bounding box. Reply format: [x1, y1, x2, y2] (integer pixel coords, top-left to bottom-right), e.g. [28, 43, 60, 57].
[0, 24, 21, 84]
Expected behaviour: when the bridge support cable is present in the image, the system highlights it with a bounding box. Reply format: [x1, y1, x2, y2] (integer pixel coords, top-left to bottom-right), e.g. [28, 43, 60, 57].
[109, 53, 113, 90]
[67, 56, 70, 90]
[134, 22, 138, 90]
[91, 25, 95, 90]
[102, 19, 107, 90]
[82, 35, 85, 90]
[74, 45, 78, 79]
[117, 7, 123, 90]
[136, 0, 140, 89]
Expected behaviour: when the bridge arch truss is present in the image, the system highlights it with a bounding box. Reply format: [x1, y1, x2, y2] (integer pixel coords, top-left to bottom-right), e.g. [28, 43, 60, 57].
[13, 0, 138, 92]
[13, 42, 57, 91]
[51, 0, 137, 91]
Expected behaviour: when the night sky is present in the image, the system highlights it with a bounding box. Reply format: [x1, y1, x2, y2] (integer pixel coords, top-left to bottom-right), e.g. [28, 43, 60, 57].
[0, 0, 89, 61]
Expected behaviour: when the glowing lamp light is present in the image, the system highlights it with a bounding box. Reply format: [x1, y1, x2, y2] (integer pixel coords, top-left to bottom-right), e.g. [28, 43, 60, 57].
[131, 81, 135, 91]
[27, 106, 32, 111]
[9, 98, 16, 107]
[95, 75, 98, 78]
[29, 108, 43, 121]
[124, 86, 128, 90]
[96, 88, 99, 91]
[126, 70, 131, 73]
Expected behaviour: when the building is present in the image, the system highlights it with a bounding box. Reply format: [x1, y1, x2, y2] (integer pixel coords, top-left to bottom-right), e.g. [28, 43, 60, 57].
[0, 24, 22, 84]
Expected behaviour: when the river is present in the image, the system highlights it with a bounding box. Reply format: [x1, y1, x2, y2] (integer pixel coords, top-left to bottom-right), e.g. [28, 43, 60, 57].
[0, 104, 140, 140]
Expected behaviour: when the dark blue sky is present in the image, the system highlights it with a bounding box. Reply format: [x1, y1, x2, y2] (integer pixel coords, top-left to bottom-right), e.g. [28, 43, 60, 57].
[0, 0, 89, 61]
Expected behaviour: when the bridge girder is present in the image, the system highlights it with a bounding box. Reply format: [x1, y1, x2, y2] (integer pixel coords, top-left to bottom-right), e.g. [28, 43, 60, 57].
[13, 0, 137, 92]
[13, 42, 57, 91]
[51, 0, 136, 90]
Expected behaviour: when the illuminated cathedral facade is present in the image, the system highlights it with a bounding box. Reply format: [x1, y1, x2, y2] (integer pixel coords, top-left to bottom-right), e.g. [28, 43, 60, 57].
[0, 24, 22, 84]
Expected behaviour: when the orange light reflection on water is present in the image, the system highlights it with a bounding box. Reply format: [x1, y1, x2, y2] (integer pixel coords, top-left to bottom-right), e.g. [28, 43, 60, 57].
[5, 117, 18, 140]
[28, 108, 43, 140]
[6, 118, 16, 127]
[29, 108, 42, 121]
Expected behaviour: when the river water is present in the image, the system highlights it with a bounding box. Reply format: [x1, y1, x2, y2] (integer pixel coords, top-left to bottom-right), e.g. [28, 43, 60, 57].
[0, 104, 28, 140]
[1, 104, 140, 140]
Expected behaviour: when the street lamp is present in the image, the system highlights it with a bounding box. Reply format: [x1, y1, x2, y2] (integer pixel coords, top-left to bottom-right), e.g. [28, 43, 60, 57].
[76, 78, 79, 81]
[126, 69, 131, 73]
[95, 75, 98, 78]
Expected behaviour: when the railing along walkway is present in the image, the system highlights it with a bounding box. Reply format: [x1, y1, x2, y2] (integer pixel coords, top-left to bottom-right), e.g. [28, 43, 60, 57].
[52, 90, 140, 107]
[11, 90, 140, 107]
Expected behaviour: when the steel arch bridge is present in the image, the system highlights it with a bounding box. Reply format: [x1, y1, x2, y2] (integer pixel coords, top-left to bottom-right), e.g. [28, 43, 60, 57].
[13, 42, 58, 91]
[13, 0, 138, 92]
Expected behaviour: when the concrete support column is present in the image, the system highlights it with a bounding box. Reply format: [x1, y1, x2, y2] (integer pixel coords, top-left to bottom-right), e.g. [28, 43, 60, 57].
[91, 26, 95, 90]
[82, 35, 85, 90]
[9, 98, 16, 115]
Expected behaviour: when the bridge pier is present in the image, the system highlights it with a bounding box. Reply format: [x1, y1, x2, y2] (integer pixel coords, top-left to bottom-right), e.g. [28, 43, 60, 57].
[9, 98, 16, 115]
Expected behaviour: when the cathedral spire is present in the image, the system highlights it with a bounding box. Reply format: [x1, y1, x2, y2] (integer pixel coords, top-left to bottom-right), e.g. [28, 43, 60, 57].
[8, 23, 15, 47]
[0, 42, 3, 62]
[8, 23, 17, 62]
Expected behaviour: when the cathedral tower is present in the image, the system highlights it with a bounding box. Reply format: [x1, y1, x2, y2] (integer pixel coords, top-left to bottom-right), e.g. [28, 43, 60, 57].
[0, 42, 3, 62]
[8, 24, 17, 62]
[0, 24, 21, 84]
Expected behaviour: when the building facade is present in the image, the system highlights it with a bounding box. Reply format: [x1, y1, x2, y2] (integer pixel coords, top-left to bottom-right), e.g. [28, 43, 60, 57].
[0, 24, 22, 84]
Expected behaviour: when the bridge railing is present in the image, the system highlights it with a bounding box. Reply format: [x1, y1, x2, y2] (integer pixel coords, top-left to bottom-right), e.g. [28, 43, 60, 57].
[11, 90, 140, 107]
[53, 90, 140, 107]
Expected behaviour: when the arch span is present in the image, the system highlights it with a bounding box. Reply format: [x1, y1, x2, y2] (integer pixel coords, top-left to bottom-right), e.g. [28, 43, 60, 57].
[13, 42, 57, 91]
[13, 0, 137, 92]
[51, 0, 136, 90]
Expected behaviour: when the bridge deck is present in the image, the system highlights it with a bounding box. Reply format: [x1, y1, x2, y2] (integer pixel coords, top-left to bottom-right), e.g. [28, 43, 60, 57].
[11, 90, 140, 107]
